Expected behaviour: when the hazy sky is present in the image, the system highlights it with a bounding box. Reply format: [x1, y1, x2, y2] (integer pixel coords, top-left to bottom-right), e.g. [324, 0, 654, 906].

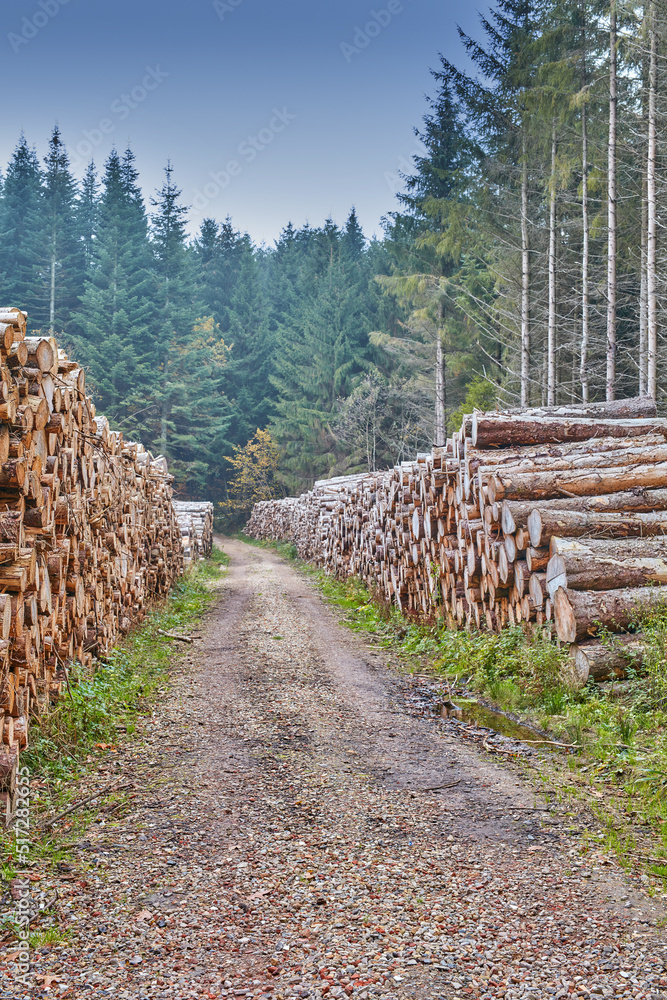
[2, 0, 483, 244]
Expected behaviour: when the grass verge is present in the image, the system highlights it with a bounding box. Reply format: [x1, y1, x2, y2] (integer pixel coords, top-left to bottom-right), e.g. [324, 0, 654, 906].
[246, 535, 667, 891]
[1, 547, 228, 922]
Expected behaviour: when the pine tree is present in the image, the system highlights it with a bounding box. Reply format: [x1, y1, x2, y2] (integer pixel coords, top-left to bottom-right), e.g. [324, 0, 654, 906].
[77, 161, 99, 276]
[73, 146, 157, 433]
[34, 126, 83, 333]
[384, 67, 478, 440]
[0, 135, 43, 311]
[271, 237, 369, 489]
[149, 161, 193, 455]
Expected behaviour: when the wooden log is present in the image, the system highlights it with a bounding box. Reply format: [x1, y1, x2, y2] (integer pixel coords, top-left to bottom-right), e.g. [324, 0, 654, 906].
[501, 488, 667, 535]
[478, 442, 667, 479]
[526, 546, 549, 571]
[23, 337, 55, 373]
[529, 572, 546, 608]
[490, 463, 667, 504]
[553, 585, 667, 643]
[6, 342, 28, 369]
[527, 507, 667, 548]
[567, 635, 645, 687]
[0, 308, 27, 334]
[472, 414, 667, 449]
[490, 396, 657, 421]
[546, 536, 667, 595]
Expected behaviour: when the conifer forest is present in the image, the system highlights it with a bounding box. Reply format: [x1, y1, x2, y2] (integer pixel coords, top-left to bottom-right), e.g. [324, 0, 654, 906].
[4, 0, 666, 505]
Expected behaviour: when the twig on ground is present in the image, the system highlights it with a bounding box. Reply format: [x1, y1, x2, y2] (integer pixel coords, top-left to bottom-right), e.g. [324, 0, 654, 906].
[157, 629, 193, 644]
[420, 779, 462, 792]
[518, 738, 581, 749]
[38, 781, 133, 830]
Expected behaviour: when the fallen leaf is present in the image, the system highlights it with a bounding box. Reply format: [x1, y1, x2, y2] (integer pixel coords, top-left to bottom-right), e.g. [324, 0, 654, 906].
[37, 974, 60, 986]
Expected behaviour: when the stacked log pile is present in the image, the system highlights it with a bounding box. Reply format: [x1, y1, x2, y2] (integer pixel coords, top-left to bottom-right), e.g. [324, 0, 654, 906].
[248, 395, 667, 687]
[173, 501, 214, 565]
[0, 307, 208, 822]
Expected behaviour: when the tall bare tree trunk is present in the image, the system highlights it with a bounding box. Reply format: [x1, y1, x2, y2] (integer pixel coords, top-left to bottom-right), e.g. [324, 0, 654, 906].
[581, 101, 590, 402]
[606, 2, 617, 401]
[640, 167, 648, 396]
[434, 333, 446, 447]
[49, 216, 56, 334]
[49, 255, 56, 334]
[547, 121, 558, 406]
[647, 1, 658, 400]
[521, 132, 530, 407]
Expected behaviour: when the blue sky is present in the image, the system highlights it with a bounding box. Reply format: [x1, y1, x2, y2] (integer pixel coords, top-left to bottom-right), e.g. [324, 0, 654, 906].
[1, 0, 482, 244]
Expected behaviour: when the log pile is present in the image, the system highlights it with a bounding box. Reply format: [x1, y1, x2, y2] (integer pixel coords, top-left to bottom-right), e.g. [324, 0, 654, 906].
[173, 501, 214, 565]
[0, 307, 208, 822]
[247, 395, 667, 687]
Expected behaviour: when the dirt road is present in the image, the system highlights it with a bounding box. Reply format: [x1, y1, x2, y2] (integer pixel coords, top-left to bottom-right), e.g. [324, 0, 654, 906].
[5, 537, 667, 999]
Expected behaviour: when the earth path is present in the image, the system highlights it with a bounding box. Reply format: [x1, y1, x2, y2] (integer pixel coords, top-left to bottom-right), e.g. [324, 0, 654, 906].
[4, 536, 667, 1000]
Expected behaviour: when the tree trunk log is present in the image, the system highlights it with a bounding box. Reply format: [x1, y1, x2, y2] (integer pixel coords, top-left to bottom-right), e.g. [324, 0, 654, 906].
[490, 463, 667, 504]
[567, 635, 645, 687]
[547, 536, 667, 597]
[472, 414, 666, 449]
[529, 507, 667, 548]
[501, 488, 667, 535]
[553, 585, 667, 643]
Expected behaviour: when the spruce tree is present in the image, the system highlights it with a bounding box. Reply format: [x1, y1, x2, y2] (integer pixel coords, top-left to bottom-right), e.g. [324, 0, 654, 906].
[271, 235, 369, 489]
[34, 126, 83, 333]
[0, 135, 43, 311]
[149, 161, 192, 455]
[73, 146, 157, 434]
[77, 161, 99, 276]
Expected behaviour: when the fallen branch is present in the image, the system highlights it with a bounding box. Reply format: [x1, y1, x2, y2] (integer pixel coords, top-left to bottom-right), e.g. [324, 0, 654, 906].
[38, 781, 133, 831]
[517, 738, 581, 749]
[420, 779, 462, 792]
[483, 738, 517, 757]
[157, 629, 193, 644]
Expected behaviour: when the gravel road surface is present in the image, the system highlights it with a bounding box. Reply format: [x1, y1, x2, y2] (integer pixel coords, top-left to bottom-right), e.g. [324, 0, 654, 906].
[2, 536, 666, 999]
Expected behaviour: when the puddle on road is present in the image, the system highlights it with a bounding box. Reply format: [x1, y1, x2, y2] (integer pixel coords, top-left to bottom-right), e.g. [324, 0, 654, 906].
[451, 698, 548, 745]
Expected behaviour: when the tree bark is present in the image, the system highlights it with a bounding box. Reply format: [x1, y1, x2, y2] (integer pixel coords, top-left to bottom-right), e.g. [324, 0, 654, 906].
[554, 584, 667, 643]
[434, 333, 446, 447]
[501, 487, 667, 536]
[581, 96, 590, 403]
[547, 535, 667, 595]
[547, 120, 558, 405]
[490, 461, 667, 504]
[568, 635, 645, 686]
[606, 1, 617, 400]
[528, 506, 667, 547]
[647, 1, 658, 400]
[521, 132, 530, 407]
[472, 412, 666, 449]
[478, 441, 667, 482]
[495, 395, 656, 421]
[640, 151, 649, 396]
